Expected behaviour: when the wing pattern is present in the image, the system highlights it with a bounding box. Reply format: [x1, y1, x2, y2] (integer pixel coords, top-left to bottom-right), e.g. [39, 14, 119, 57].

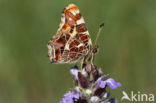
[47, 4, 92, 63]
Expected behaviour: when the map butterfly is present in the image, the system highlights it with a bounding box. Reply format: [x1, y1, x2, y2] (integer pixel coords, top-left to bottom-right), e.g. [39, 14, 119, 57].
[47, 4, 103, 66]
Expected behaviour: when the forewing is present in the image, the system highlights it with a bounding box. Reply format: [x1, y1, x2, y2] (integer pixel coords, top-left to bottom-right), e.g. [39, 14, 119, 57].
[47, 4, 92, 63]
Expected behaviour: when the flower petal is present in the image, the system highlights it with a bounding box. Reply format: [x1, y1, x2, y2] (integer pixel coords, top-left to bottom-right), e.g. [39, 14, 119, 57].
[70, 69, 79, 79]
[106, 78, 121, 89]
[95, 77, 121, 89]
[99, 81, 106, 88]
[60, 90, 82, 103]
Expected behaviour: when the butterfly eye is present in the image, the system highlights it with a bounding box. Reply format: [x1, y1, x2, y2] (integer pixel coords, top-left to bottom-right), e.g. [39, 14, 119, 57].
[92, 45, 99, 55]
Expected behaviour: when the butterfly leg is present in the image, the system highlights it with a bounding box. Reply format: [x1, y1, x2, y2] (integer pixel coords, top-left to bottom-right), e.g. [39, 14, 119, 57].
[91, 53, 94, 65]
[80, 58, 84, 69]
[80, 58, 87, 69]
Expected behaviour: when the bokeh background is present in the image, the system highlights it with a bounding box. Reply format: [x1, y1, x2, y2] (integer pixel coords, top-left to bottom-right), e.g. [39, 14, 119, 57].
[0, 0, 156, 103]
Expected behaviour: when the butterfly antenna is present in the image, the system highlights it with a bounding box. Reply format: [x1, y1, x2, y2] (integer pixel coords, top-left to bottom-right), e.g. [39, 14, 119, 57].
[94, 23, 104, 45]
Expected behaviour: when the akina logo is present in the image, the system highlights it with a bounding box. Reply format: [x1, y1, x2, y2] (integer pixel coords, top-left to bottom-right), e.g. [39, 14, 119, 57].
[121, 91, 154, 102]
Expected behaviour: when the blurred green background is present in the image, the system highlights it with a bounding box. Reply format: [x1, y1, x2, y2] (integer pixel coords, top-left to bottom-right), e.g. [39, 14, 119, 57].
[0, 0, 156, 103]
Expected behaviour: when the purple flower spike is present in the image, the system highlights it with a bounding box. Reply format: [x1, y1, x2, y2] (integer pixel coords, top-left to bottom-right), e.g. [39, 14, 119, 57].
[96, 77, 121, 89]
[60, 90, 82, 103]
[61, 64, 121, 103]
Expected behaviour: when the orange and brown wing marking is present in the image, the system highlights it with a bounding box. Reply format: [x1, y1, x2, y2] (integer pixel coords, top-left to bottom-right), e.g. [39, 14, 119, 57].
[47, 33, 71, 63]
[47, 4, 92, 63]
[60, 4, 92, 63]
[61, 4, 82, 33]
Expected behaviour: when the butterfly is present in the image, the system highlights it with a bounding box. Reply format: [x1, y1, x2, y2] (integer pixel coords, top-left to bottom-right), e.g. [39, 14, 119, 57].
[47, 4, 103, 67]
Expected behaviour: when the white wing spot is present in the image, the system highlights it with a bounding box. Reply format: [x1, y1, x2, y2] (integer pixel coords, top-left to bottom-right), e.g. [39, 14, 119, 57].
[58, 14, 65, 31]
[65, 43, 70, 50]
[77, 17, 85, 25]
[71, 10, 80, 16]
[69, 17, 72, 21]
[77, 43, 84, 47]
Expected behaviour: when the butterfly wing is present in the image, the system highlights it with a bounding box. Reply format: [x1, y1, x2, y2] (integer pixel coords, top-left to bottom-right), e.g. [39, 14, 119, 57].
[47, 4, 92, 63]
